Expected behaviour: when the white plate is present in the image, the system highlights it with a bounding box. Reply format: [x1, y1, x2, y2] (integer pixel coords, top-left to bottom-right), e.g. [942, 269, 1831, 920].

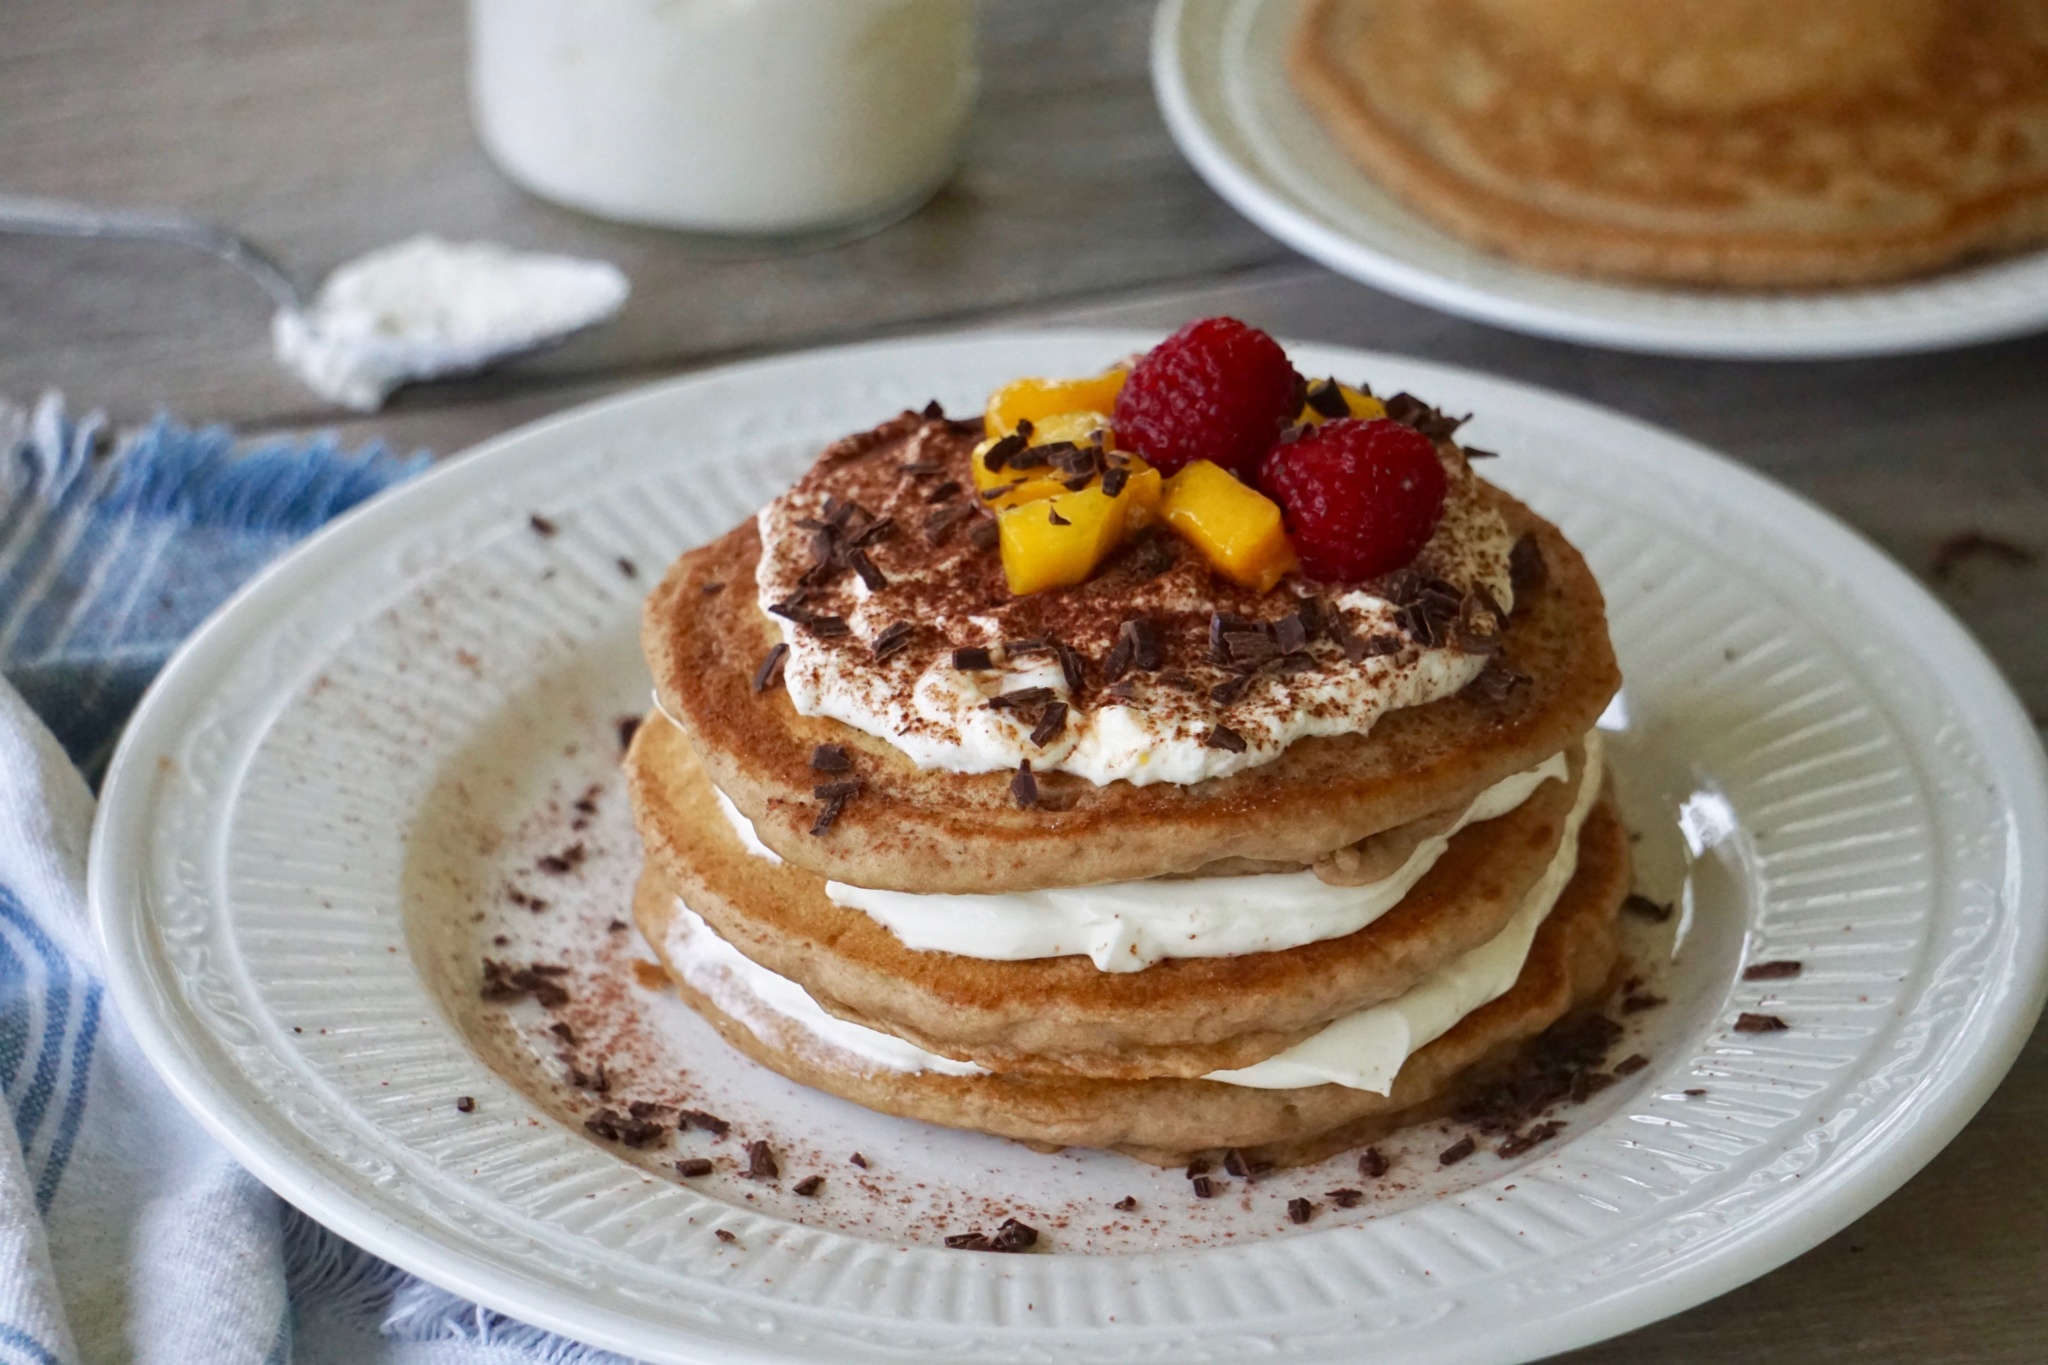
[90, 330, 2048, 1364]
[1152, 0, 2048, 358]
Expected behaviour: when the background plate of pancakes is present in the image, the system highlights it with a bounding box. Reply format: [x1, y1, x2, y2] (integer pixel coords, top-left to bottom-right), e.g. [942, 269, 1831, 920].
[1153, 0, 2048, 357]
[91, 331, 2048, 1364]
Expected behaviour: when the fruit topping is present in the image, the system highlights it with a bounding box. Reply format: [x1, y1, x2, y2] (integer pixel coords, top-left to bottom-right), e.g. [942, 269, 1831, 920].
[1112, 317, 1301, 478]
[1159, 460, 1298, 592]
[1258, 418, 1447, 582]
[997, 467, 1162, 595]
[985, 370, 1127, 438]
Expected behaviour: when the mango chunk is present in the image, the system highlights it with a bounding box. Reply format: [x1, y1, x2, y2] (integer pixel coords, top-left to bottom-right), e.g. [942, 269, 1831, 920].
[1160, 460, 1298, 592]
[999, 487, 1128, 595]
[985, 371, 1127, 438]
[1297, 380, 1385, 426]
[996, 459, 1162, 595]
[972, 410, 1130, 511]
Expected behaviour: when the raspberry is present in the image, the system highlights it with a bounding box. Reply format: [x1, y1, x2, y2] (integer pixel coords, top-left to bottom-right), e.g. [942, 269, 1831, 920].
[1111, 317, 1301, 478]
[1257, 418, 1448, 582]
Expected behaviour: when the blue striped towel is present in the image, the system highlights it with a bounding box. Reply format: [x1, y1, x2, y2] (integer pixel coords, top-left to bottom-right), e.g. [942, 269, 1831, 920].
[0, 397, 634, 1364]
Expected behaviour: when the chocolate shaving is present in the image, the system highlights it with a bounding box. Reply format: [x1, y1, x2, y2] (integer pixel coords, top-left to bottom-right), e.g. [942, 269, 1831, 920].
[1287, 1198, 1315, 1225]
[810, 743, 851, 772]
[676, 1158, 714, 1177]
[1204, 724, 1247, 753]
[1622, 893, 1673, 923]
[550, 1021, 574, 1043]
[944, 1232, 994, 1251]
[811, 780, 861, 835]
[1735, 1012, 1789, 1033]
[987, 687, 1055, 710]
[851, 516, 896, 547]
[898, 459, 945, 478]
[1102, 632, 1135, 683]
[1029, 702, 1069, 747]
[752, 643, 788, 693]
[1003, 636, 1050, 655]
[584, 1108, 665, 1147]
[1223, 1149, 1265, 1180]
[714, 1229, 737, 1245]
[794, 1174, 824, 1197]
[1121, 617, 1163, 671]
[1211, 672, 1254, 707]
[849, 1152, 868, 1168]
[527, 513, 558, 537]
[455, 1096, 475, 1113]
[616, 556, 638, 579]
[745, 1140, 779, 1180]
[480, 958, 571, 1009]
[1359, 1148, 1390, 1179]
[806, 615, 849, 639]
[923, 479, 963, 505]
[924, 501, 975, 542]
[1383, 392, 1468, 441]
[1742, 960, 1803, 981]
[1304, 378, 1350, 418]
[1101, 465, 1129, 498]
[1621, 992, 1665, 1014]
[1224, 630, 1279, 665]
[981, 433, 1027, 473]
[872, 621, 915, 661]
[1496, 1120, 1565, 1159]
[1047, 506, 1071, 527]
[968, 518, 1000, 551]
[989, 1218, 1038, 1252]
[847, 547, 887, 591]
[1114, 1195, 1139, 1212]
[1438, 1135, 1477, 1166]
[1328, 1188, 1364, 1208]
[1186, 1158, 1212, 1179]
[616, 715, 642, 751]
[1055, 641, 1087, 693]
[1010, 761, 1038, 808]
[1455, 1012, 1623, 1135]
[951, 645, 994, 671]
[1461, 445, 1498, 460]
[1190, 1176, 1218, 1199]
[679, 1109, 730, 1136]
[566, 1060, 607, 1092]
[1612, 1053, 1650, 1076]
[1274, 612, 1308, 654]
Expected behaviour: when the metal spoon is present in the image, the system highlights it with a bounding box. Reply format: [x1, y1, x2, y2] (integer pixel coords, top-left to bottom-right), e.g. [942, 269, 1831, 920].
[0, 193, 307, 311]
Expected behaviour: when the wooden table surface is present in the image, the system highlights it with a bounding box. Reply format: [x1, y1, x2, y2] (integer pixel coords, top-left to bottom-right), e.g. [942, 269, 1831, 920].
[5, 1, 2044, 1358]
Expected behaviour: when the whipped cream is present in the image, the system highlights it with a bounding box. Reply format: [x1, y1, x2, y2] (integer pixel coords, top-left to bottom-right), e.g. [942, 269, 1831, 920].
[755, 419, 1517, 787]
[671, 733, 1602, 1093]
[1205, 732, 1602, 1093]
[663, 902, 986, 1077]
[816, 749, 1571, 970]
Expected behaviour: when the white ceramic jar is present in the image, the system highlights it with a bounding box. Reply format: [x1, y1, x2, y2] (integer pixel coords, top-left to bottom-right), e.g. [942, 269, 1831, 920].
[468, 0, 979, 239]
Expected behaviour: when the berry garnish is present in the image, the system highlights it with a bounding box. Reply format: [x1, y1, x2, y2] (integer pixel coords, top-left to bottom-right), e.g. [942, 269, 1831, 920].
[1257, 418, 1448, 582]
[1111, 317, 1301, 478]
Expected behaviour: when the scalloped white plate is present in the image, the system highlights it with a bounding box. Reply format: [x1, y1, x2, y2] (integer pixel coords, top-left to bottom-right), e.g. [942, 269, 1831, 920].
[1152, 0, 2048, 358]
[91, 330, 2048, 1363]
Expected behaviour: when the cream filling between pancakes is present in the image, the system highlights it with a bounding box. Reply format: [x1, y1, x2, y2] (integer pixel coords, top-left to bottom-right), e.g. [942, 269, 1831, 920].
[666, 734, 1601, 1095]
[716, 740, 1580, 971]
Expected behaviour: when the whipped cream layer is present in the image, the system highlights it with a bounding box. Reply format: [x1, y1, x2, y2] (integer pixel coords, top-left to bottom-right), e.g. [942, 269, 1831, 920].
[669, 735, 1601, 1094]
[756, 413, 1518, 786]
[664, 902, 988, 1077]
[816, 748, 1572, 971]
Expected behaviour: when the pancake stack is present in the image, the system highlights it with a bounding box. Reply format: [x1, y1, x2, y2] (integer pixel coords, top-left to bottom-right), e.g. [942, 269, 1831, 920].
[1290, 0, 2048, 287]
[625, 360, 1628, 1168]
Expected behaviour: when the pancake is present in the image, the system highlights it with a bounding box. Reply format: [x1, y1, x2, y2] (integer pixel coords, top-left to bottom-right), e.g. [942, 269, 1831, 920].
[629, 710, 1592, 1076]
[644, 485, 1618, 894]
[633, 795, 1630, 1167]
[1289, 0, 2048, 288]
